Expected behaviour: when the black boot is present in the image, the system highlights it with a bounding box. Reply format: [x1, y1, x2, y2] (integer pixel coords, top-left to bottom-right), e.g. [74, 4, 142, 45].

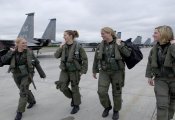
[70, 105, 79, 114]
[15, 112, 22, 120]
[112, 111, 119, 120]
[27, 101, 36, 109]
[102, 106, 112, 117]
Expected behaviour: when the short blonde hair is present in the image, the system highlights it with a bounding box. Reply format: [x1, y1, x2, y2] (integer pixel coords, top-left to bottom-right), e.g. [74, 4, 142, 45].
[155, 25, 174, 44]
[101, 27, 117, 39]
[15, 37, 26, 46]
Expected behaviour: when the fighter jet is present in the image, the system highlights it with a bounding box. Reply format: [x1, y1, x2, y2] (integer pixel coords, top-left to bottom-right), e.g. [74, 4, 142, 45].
[132, 36, 143, 47]
[79, 41, 100, 52]
[18, 13, 56, 53]
[143, 38, 151, 47]
[0, 12, 56, 54]
[81, 32, 122, 52]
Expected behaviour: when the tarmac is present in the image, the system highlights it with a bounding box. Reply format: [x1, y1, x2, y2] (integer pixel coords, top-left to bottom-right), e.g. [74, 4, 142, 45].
[0, 47, 174, 120]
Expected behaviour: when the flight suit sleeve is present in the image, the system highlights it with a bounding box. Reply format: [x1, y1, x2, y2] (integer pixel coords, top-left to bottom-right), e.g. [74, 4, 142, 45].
[118, 42, 132, 57]
[31, 52, 46, 78]
[145, 49, 153, 78]
[1, 50, 14, 64]
[169, 44, 175, 58]
[31, 51, 40, 64]
[54, 47, 63, 58]
[92, 46, 99, 73]
[79, 47, 88, 74]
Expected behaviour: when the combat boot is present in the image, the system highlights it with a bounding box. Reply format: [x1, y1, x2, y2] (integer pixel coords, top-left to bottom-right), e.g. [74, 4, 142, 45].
[112, 111, 119, 120]
[102, 106, 112, 117]
[27, 101, 36, 109]
[70, 105, 79, 114]
[15, 112, 22, 120]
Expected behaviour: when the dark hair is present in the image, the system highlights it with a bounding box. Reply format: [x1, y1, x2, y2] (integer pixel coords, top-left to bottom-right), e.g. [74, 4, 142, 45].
[64, 30, 79, 39]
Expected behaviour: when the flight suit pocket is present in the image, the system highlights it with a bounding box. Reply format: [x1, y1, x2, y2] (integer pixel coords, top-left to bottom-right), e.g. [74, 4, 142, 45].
[109, 58, 119, 71]
[59, 61, 66, 70]
[101, 61, 107, 70]
[66, 62, 77, 72]
[18, 65, 28, 77]
[74, 60, 81, 70]
[164, 67, 174, 77]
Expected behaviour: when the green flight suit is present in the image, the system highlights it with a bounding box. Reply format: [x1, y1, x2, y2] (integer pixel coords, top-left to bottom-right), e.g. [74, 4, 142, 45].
[54, 41, 88, 106]
[1, 49, 45, 113]
[93, 40, 131, 111]
[146, 43, 175, 120]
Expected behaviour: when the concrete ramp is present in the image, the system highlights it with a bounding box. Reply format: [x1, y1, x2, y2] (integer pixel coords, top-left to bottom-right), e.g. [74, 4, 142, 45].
[0, 48, 174, 120]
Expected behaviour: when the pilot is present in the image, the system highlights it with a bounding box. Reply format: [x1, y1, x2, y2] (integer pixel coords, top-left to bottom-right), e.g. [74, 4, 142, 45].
[146, 25, 175, 120]
[1, 37, 46, 120]
[92, 27, 131, 120]
[54, 30, 88, 114]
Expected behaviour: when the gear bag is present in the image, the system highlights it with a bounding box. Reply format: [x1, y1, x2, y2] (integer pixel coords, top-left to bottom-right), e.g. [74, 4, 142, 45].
[122, 38, 143, 69]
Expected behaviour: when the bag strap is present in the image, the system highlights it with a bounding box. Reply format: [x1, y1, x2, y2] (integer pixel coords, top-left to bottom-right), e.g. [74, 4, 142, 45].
[75, 42, 81, 59]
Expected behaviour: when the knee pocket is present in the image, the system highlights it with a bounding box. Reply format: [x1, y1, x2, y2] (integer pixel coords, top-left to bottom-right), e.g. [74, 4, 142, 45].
[20, 84, 28, 92]
[60, 86, 66, 92]
[19, 92, 27, 97]
[112, 90, 121, 97]
[71, 80, 79, 87]
[19, 87, 27, 97]
[72, 86, 79, 93]
[55, 81, 67, 91]
[98, 85, 108, 93]
[97, 87, 108, 97]
[60, 83, 69, 92]
[19, 85, 30, 97]
[112, 83, 122, 95]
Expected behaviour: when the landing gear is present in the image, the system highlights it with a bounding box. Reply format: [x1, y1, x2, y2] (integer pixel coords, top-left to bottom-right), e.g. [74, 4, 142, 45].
[92, 48, 96, 52]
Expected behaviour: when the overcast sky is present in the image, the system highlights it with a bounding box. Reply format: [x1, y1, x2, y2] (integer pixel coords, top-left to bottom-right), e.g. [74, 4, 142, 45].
[0, 0, 174, 42]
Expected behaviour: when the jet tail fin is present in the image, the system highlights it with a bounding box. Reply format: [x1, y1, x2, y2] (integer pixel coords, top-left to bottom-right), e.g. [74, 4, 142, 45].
[133, 36, 142, 45]
[42, 18, 56, 41]
[117, 32, 121, 39]
[18, 13, 34, 42]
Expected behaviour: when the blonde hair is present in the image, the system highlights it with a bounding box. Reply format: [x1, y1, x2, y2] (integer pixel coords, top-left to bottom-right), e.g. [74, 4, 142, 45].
[15, 37, 26, 46]
[101, 27, 117, 39]
[155, 25, 174, 44]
